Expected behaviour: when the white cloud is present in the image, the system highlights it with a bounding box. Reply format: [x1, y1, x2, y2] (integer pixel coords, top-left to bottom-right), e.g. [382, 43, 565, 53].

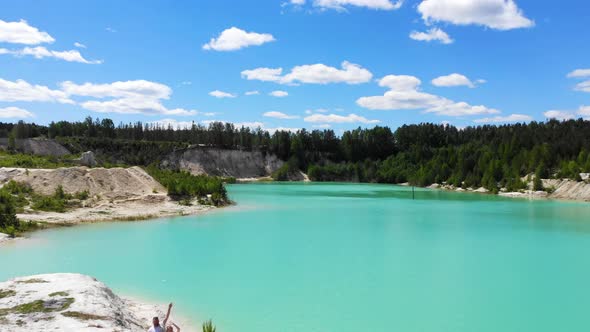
[417, 0, 534, 30]
[291, 0, 306, 4]
[409, 28, 453, 44]
[305, 108, 329, 114]
[0, 19, 54, 45]
[312, 0, 403, 11]
[0, 46, 102, 64]
[242, 61, 372, 85]
[61, 80, 196, 116]
[265, 126, 301, 133]
[574, 80, 590, 93]
[269, 90, 288, 97]
[180, 81, 192, 85]
[74, 42, 86, 49]
[203, 27, 275, 51]
[579, 106, 590, 117]
[544, 106, 590, 120]
[0, 78, 73, 104]
[263, 111, 299, 119]
[567, 69, 590, 93]
[304, 113, 380, 124]
[473, 113, 532, 123]
[543, 110, 575, 121]
[149, 118, 196, 129]
[357, 74, 500, 116]
[567, 69, 590, 78]
[209, 90, 237, 98]
[0, 106, 35, 118]
[105, 27, 117, 33]
[432, 73, 475, 88]
[245, 90, 260, 95]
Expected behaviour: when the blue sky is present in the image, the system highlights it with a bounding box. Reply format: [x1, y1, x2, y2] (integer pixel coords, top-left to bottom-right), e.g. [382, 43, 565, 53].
[0, 0, 589, 132]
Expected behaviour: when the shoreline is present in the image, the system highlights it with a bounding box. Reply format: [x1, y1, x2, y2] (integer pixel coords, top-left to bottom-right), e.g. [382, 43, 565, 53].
[0, 198, 223, 246]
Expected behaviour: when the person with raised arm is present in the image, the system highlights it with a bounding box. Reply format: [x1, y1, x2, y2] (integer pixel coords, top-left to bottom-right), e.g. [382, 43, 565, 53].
[148, 303, 173, 332]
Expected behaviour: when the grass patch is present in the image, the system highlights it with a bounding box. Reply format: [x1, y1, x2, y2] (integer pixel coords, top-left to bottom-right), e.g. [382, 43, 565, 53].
[61, 311, 109, 321]
[30, 186, 89, 213]
[0, 290, 16, 299]
[16, 278, 48, 284]
[0, 150, 75, 169]
[8, 297, 74, 315]
[49, 291, 68, 297]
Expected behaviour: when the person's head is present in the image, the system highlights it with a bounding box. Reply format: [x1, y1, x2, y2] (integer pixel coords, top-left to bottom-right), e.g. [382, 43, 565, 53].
[166, 326, 174, 332]
[152, 317, 160, 327]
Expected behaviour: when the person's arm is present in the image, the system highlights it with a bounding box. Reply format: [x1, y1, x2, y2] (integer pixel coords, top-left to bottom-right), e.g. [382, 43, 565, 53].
[172, 322, 180, 331]
[162, 303, 173, 327]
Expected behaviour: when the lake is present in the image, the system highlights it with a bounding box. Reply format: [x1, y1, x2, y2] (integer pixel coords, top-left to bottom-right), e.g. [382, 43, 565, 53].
[1, 183, 590, 332]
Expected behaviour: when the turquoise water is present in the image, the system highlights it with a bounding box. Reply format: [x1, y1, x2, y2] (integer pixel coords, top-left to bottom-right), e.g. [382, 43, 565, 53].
[2, 183, 590, 331]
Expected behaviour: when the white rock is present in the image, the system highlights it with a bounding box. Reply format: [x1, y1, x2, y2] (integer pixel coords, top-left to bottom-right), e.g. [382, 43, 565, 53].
[0, 273, 170, 332]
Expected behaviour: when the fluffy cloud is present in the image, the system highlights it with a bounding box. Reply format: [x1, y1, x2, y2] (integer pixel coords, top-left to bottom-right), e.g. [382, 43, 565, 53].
[0, 78, 73, 104]
[0, 46, 102, 64]
[431, 73, 476, 88]
[357, 74, 500, 116]
[209, 90, 237, 98]
[417, 0, 534, 30]
[409, 28, 453, 44]
[74, 42, 86, 48]
[567, 68, 590, 93]
[149, 118, 197, 129]
[544, 106, 590, 120]
[574, 80, 590, 93]
[203, 27, 275, 51]
[0, 19, 54, 45]
[543, 110, 574, 121]
[567, 69, 590, 78]
[0, 20, 98, 64]
[263, 111, 299, 119]
[304, 113, 380, 124]
[242, 61, 372, 85]
[0, 106, 35, 118]
[61, 80, 196, 116]
[473, 113, 532, 123]
[245, 90, 260, 95]
[269, 90, 288, 97]
[312, 0, 403, 10]
[305, 108, 329, 114]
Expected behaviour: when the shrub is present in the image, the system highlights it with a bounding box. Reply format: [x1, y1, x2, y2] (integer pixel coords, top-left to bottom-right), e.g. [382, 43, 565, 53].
[202, 320, 216, 332]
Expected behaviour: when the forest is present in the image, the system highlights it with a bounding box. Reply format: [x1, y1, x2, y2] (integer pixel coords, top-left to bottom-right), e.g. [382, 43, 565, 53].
[2, 117, 590, 194]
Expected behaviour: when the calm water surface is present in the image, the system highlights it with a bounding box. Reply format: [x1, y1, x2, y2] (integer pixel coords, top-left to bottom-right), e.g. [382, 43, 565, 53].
[2, 183, 590, 332]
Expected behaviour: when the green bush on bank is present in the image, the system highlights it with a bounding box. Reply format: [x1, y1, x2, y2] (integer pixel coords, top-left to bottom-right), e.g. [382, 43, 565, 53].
[30, 186, 90, 213]
[0, 150, 73, 169]
[146, 165, 228, 206]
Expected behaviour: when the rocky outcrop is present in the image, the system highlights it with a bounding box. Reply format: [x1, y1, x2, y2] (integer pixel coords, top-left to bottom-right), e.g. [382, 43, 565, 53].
[0, 273, 169, 331]
[77, 151, 97, 167]
[0, 166, 165, 200]
[542, 178, 590, 201]
[163, 147, 284, 178]
[0, 138, 71, 157]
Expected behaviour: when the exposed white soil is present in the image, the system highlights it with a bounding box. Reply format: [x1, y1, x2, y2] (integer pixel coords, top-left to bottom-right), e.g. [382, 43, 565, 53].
[0, 273, 190, 332]
[163, 148, 284, 178]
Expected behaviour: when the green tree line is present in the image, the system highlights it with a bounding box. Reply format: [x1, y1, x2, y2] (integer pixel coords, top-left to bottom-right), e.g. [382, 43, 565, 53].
[2, 118, 590, 191]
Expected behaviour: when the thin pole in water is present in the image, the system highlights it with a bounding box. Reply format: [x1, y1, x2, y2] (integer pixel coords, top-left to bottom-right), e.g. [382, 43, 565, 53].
[412, 186, 415, 200]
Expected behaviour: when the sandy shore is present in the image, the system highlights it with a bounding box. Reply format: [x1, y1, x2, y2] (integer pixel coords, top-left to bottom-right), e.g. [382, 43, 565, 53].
[16, 194, 214, 225]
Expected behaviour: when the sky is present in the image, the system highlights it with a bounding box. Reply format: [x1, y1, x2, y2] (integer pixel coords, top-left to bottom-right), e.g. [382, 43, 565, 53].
[0, 0, 589, 133]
